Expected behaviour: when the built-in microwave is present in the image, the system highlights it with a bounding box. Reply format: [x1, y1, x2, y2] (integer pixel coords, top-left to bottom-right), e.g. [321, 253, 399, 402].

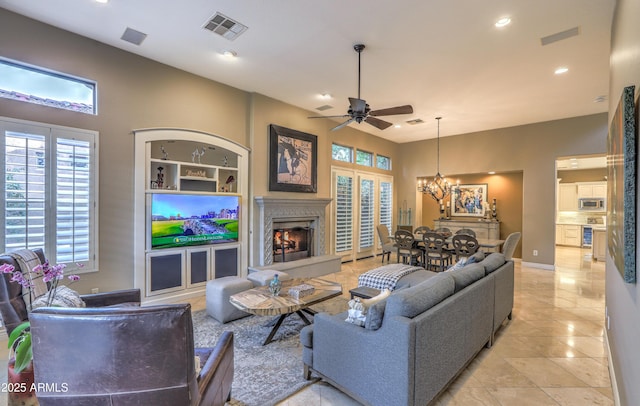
[579, 198, 605, 211]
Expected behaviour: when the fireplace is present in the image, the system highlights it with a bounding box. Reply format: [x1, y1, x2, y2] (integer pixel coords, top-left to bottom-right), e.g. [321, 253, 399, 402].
[254, 197, 332, 266]
[272, 221, 314, 262]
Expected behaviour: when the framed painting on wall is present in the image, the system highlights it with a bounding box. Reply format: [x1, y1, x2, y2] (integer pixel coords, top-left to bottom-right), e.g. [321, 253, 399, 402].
[268, 124, 317, 193]
[450, 184, 488, 217]
[607, 85, 636, 283]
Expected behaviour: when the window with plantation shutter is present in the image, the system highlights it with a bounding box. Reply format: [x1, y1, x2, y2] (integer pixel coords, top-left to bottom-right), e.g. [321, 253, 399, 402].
[359, 177, 375, 250]
[1, 118, 97, 273]
[334, 174, 353, 253]
[379, 180, 393, 237]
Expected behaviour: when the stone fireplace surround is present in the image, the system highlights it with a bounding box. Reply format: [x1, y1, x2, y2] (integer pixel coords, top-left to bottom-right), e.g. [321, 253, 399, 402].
[251, 197, 341, 278]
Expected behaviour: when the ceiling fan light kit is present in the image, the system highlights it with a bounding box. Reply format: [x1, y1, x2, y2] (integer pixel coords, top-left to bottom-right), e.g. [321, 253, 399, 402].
[418, 117, 452, 202]
[308, 43, 413, 131]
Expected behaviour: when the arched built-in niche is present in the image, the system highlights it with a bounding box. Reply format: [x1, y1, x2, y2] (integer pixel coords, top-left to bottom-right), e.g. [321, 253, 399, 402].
[133, 128, 249, 304]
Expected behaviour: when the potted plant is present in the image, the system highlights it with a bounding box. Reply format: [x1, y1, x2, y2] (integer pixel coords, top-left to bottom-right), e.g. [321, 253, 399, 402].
[1, 260, 80, 405]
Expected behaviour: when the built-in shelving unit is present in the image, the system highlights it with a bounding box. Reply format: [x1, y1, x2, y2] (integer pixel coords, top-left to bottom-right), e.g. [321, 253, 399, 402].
[133, 129, 249, 304]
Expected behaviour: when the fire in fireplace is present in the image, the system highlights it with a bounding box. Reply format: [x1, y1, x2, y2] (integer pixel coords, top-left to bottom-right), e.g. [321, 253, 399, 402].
[273, 226, 313, 262]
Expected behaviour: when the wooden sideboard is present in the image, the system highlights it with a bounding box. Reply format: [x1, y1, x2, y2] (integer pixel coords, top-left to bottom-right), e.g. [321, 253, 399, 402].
[433, 219, 500, 239]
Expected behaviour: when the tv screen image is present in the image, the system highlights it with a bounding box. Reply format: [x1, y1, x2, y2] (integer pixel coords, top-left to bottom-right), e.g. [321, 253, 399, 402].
[151, 194, 239, 249]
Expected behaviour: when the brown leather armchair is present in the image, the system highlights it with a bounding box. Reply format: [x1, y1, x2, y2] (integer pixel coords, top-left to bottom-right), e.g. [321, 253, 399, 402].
[0, 248, 141, 335]
[30, 304, 234, 406]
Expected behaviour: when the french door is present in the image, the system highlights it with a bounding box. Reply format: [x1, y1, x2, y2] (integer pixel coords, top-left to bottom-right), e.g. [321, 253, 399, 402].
[331, 167, 393, 262]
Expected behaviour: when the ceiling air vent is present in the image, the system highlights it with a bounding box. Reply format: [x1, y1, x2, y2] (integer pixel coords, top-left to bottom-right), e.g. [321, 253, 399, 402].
[316, 105, 333, 111]
[121, 27, 147, 46]
[405, 118, 424, 125]
[541, 27, 580, 46]
[203, 12, 248, 41]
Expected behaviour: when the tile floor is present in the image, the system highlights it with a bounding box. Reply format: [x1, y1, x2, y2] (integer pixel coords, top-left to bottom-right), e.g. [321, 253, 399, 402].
[0, 247, 612, 406]
[277, 246, 613, 405]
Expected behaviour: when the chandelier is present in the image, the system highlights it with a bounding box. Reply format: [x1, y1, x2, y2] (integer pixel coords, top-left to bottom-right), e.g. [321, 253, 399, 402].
[417, 117, 452, 202]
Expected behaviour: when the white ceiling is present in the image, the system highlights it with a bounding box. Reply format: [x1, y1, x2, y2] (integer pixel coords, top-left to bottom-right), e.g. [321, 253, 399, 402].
[0, 0, 615, 143]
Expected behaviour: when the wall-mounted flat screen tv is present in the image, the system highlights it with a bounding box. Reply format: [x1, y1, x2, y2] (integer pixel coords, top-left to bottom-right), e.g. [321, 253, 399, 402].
[150, 194, 239, 249]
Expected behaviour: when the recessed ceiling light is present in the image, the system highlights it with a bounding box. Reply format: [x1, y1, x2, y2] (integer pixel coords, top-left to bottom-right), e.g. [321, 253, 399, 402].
[594, 95, 607, 103]
[394, 124, 402, 128]
[555, 67, 569, 75]
[495, 17, 511, 28]
[319, 93, 332, 100]
[488, 171, 496, 175]
[95, 0, 109, 3]
[221, 50, 237, 59]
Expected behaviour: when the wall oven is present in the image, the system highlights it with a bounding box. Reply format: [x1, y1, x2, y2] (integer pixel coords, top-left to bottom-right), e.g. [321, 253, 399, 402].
[579, 198, 605, 211]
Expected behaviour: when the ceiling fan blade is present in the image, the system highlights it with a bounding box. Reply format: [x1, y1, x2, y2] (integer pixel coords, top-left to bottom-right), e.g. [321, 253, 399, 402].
[349, 97, 367, 113]
[369, 105, 414, 117]
[308, 114, 350, 119]
[365, 116, 393, 130]
[331, 117, 356, 131]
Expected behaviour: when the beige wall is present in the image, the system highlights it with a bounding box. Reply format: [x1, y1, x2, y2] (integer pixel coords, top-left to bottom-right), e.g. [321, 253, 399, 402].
[0, 10, 249, 293]
[607, 0, 640, 403]
[421, 172, 524, 258]
[398, 114, 608, 266]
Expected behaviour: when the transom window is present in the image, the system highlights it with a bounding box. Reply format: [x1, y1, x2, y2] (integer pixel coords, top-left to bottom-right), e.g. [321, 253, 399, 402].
[0, 58, 96, 115]
[377, 154, 392, 170]
[356, 150, 373, 167]
[332, 143, 353, 163]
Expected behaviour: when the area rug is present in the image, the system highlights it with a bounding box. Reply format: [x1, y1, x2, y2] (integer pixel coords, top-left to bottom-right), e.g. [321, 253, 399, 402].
[192, 296, 347, 406]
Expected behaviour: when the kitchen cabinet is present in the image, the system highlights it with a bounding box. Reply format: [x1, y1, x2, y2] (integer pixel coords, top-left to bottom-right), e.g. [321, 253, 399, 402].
[558, 184, 578, 211]
[556, 224, 581, 247]
[577, 182, 607, 199]
[593, 229, 607, 261]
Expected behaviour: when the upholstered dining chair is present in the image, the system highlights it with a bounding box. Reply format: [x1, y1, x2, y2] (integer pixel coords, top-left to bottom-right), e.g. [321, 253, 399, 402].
[452, 234, 480, 261]
[30, 304, 234, 406]
[376, 224, 397, 263]
[394, 229, 422, 266]
[502, 231, 522, 260]
[423, 232, 453, 272]
[0, 248, 141, 336]
[455, 228, 477, 237]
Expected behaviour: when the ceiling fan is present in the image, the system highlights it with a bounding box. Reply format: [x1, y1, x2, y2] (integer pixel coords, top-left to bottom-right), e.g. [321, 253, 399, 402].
[308, 44, 414, 131]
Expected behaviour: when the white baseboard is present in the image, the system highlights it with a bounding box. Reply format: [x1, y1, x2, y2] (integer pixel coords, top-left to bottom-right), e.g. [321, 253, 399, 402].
[521, 261, 555, 270]
[604, 332, 621, 406]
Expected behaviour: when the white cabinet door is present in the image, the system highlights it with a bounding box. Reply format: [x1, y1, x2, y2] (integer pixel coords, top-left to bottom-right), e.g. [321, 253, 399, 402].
[558, 184, 578, 211]
[577, 184, 593, 198]
[592, 184, 607, 198]
[556, 225, 564, 245]
[563, 225, 581, 247]
[593, 230, 607, 260]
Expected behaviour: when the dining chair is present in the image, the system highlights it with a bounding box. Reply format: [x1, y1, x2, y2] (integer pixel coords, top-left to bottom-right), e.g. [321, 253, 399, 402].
[376, 224, 397, 263]
[502, 231, 521, 260]
[455, 228, 477, 237]
[413, 226, 431, 253]
[394, 229, 422, 266]
[423, 232, 453, 272]
[451, 234, 480, 261]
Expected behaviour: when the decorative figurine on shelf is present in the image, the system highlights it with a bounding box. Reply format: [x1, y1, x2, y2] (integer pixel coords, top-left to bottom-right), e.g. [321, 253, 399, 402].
[223, 155, 228, 167]
[192, 146, 205, 164]
[160, 144, 169, 160]
[492, 198, 498, 220]
[269, 274, 282, 297]
[156, 166, 164, 189]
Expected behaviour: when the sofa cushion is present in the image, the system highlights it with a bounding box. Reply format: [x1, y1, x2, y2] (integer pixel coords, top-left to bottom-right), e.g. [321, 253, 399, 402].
[364, 299, 387, 330]
[481, 252, 507, 274]
[467, 250, 486, 264]
[448, 263, 485, 292]
[394, 269, 437, 290]
[385, 273, 455, 319]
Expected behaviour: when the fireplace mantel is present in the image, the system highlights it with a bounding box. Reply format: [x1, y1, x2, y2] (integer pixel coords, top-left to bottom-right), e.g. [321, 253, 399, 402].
[255, 197, 332, 266]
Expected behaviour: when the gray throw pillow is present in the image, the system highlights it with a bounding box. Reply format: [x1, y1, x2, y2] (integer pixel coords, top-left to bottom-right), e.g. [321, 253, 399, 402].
[364, 299, 387, 330]
[481, 252, 506, 274]
[467, 250, 485, 264]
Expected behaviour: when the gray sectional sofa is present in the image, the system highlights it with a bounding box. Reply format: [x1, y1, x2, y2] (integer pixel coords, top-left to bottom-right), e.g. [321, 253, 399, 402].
[300, 252, 514, 406]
